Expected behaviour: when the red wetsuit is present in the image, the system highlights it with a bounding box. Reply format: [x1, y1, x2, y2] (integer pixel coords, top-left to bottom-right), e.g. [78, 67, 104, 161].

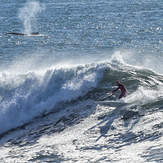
[112, 83, 127, 99]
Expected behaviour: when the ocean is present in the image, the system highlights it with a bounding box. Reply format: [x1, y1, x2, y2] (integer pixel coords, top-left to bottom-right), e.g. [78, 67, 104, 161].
[0, 0, 163, 162]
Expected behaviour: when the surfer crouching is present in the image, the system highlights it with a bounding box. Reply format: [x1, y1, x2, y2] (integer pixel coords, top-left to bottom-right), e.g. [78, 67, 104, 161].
[110, 81, 127, 99]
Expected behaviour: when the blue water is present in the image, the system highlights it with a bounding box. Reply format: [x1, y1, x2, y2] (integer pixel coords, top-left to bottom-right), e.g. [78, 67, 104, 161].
[0, 0, 163, 162]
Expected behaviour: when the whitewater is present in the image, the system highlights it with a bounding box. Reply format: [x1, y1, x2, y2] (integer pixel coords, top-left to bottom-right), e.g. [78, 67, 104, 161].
[0, 0, 163, 162]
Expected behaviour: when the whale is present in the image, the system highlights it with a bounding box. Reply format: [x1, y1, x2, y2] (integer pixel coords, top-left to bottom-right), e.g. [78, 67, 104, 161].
[5, 32, 39, 36]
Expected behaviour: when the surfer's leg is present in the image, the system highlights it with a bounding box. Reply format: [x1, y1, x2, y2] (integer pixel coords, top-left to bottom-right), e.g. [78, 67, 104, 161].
[118, 92, 127, 99]
[118, 93, 123, 99]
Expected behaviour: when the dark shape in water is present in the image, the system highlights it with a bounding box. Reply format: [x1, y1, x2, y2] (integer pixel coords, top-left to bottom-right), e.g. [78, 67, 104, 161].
[121, 110, 139, 121]
[5, 32, 39, 36]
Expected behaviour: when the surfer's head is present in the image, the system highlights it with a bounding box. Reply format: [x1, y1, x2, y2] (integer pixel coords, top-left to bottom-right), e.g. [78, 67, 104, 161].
[116, 80, 120, 85]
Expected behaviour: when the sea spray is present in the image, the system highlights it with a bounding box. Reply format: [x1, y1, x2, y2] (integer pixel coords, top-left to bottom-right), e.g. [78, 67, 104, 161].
[0, 62, 104, 135]
[18, 1, 45, 33]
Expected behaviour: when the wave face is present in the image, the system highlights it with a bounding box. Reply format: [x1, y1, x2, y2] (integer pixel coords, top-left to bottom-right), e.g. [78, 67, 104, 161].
[0, 59, 163, 162]
[0, 59, 163, 134]
[0, 62, 103, 134]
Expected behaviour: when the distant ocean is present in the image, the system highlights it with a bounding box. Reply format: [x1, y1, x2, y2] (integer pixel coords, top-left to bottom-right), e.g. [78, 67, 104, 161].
[0, 0, 163, 162]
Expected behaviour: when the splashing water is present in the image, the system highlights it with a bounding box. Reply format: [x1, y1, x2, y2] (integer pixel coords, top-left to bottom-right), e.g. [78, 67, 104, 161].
[18, 1, 45, 33]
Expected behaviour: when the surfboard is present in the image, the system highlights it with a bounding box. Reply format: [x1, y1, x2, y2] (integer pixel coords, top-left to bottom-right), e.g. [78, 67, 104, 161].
[94, 100, 131, 107]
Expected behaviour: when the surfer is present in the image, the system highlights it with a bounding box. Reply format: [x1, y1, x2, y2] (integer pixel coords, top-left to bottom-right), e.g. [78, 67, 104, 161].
[110, 81, 127, 99]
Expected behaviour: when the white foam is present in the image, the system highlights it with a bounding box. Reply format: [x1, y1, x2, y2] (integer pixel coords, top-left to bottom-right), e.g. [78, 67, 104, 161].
[0, 63, 105, 134]
[126, 86, 163, 105]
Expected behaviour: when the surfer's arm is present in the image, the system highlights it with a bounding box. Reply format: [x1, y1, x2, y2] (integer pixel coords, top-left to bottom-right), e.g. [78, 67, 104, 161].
[111, 87, 119, 93]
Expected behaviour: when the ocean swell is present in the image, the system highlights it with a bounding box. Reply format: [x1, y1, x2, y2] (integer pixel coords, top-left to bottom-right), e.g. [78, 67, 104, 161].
[0, 62, 104, 135]
[0, 59, 163, 135]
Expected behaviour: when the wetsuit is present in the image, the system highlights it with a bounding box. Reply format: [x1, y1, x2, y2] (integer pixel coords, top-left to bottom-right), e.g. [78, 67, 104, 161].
[112, 83, 127, 99]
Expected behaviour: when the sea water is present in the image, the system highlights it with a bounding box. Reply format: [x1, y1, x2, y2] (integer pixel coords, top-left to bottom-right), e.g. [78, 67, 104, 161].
[0, 0, 163, 162]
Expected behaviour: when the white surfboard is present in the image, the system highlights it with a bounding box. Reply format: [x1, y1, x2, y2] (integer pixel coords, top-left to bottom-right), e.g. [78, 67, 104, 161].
[94, 100, 131, 107]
